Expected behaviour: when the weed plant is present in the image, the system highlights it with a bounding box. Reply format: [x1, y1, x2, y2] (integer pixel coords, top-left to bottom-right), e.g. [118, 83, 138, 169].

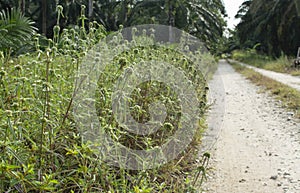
[0, 5, 213, 192]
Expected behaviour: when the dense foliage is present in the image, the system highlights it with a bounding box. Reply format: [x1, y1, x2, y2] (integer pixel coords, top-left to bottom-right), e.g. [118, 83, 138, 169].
[235, 0, 300, 57]
[0, 5, 215, 192]
[0, 8, 36, 55]
[0, 0, 227, 53]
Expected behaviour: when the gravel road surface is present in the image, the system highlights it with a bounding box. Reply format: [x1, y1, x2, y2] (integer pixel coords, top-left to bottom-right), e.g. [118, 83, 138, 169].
[202, 60, 300, 193]
[229, 59, 300, 91]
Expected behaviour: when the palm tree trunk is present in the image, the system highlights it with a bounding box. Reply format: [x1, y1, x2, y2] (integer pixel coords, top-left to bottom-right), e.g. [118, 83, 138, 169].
[168, 0, 175, 26]
[19, 0, 25, 13]
[168, 0, 175, 42]
[295, 0, 300, 16]
[42, 0, 47, 35]
[88, 0, 93, 18]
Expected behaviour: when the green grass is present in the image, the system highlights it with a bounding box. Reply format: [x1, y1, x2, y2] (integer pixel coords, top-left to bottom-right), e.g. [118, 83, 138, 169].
[291, 70, 300, 76]
[231, 49, 271, 68]
[0, 17, 214, 192]
[232, 50, 300, 76]
[230, 61, 300, 118]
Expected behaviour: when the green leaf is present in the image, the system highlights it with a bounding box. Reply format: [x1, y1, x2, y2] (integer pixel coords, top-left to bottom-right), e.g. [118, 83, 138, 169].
[0, 8, 36, 53]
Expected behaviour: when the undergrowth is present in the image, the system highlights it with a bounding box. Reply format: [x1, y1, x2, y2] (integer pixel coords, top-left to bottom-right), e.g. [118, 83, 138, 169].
[0, 5, 213, 192]
[232, 49, 300, 76]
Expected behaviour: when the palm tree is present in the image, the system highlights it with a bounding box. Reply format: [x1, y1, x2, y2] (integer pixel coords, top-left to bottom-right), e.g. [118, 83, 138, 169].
[19, 0, 25, 13]
[113, 0, 227, 52]
[0, 0, 227, 51]
[235, 0, 252, 19]
[236, 0, 300, 56]
[0, 8, 36, 54]
[42, 0, 46, 35]
[186, 0, 226, 51]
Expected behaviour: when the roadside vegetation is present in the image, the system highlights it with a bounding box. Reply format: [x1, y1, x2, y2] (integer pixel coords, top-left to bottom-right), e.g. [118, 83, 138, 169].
[230, 61, 300, 118]
[0, 4, 215, 192]
[231, 49, 300, 76]
[2, 0, 300, 192]
[223, 0, 300, 76]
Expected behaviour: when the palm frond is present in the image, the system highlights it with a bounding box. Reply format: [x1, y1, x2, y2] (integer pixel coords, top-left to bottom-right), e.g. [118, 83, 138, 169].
[0, 8, 36, 52]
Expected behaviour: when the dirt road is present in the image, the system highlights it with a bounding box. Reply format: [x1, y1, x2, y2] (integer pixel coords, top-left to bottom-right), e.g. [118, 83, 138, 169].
[202, 60, 300, 193]
[229, 59, 300, 91]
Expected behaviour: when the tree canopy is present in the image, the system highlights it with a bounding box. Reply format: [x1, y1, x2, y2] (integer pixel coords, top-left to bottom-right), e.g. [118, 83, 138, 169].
[235, 0, 300, 57]
[0, 0, 227, 53]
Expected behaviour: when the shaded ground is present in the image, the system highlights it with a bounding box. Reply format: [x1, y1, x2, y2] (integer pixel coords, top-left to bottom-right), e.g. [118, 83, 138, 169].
[202, 60, 300, 193]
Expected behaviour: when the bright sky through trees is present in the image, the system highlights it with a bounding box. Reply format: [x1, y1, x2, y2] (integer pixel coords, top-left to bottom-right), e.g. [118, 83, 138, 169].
[223, 0, 245, 29]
